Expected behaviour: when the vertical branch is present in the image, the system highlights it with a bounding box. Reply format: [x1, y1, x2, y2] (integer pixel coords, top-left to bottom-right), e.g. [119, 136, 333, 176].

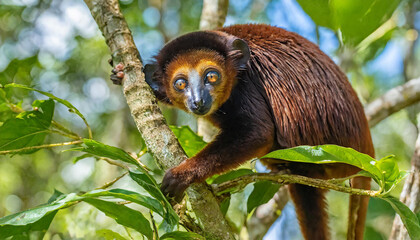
[84, 0, 184, 170]
[199, 0, 229, 30]
[402, 0, 420, 133]
[390, 2, 420, 238]
[402, 0, 419, 83]
[84, 0, 235, 239]
[389, 130, 420, 240]
[197, 0, 229, 142]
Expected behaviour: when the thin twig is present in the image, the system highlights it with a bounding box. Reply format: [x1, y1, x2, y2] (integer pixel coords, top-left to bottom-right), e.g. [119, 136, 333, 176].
[128, 152, 150, 171]
[99, 157, 129, 169]
[150, 211, 159, 240]
[49, 129, 81, 140]
[51, 121, 82, 140]
[0, 140, 83, 155]
[96, 172, 128, 190]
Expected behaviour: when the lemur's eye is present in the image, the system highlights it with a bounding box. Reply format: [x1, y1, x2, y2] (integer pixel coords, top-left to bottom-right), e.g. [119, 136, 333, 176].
[174, 78, 187, 91]
[205, 71, 220, 84]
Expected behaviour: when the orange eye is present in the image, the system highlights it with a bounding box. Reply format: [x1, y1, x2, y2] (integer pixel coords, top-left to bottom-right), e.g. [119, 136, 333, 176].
[205, 71, 220, 84]
[174, 79, 187, 91]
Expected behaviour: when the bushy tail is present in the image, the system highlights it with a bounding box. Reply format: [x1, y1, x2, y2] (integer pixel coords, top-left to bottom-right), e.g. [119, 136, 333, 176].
[347, 176, 370, 240]
[288, 184, 330, 240]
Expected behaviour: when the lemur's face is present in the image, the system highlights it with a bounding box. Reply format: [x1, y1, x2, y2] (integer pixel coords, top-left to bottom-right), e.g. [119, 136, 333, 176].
[144, 33, 250, 116]
[163, 49, 237, 116]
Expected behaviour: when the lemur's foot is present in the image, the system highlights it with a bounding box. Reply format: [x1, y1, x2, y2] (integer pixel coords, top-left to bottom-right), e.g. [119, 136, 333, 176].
[110, 60, 125, 85]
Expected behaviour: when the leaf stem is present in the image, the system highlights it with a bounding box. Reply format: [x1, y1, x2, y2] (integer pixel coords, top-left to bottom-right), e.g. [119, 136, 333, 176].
[212, 173, 381, 197]
[96, 172, 128, 190]
[0, 140, 83, 155]
[51, 121, 81, 140]
[150, 211, 159, 240]
[99, 157, 129, 169]
[49, 129, 81, 140]
[124, 226, 135, 240]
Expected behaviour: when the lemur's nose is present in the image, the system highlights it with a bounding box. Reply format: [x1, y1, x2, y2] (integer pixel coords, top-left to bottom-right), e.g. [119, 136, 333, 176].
[193, 99, 204, 108]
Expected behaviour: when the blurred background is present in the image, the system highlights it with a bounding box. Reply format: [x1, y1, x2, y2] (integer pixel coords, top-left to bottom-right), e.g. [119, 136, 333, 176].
[0, 0, 419, 239]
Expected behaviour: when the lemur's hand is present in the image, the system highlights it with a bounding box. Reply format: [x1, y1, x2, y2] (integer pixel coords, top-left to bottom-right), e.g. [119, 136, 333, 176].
[109, 59, 125, 85]
[161, 164, 195, 203]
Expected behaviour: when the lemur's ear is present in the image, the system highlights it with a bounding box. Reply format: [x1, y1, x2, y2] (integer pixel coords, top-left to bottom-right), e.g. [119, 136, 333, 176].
[144, 64, 159, 91]
[231, 39, 250, 69]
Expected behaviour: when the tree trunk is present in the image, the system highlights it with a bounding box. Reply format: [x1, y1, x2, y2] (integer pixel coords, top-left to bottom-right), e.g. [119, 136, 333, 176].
[83, 0, 235, 239]
[389, 127, 420, 240]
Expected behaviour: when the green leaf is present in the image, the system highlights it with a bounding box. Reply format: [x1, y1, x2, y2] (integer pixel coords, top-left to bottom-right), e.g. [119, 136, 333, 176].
[375, 155, 405, 192]
[31, 99, 54, 122]
[296, 0, 337, 30]
[211, 169, 254, 184]
[384, 170, 410, 195]
[96, 229, 126, 240]
[0, 193, 79, 239]
[170, 125, 207, 157]
[297, 0, 400, 45]
[0, 212, 57, 239]
[47, 189, 66, 204]
[158, 219, 176, 233]
[262, 145, 383, 184]
[83, 198, 153, 240]
[0, 102, 15, 125]
[82, 189, 165, 218]
[332, 0, 399, 45]
[220, 197, 231, 216]
[129, 171, 162, 201]
[0, 99, 54, 154]
[96, 229, 127, 240]
[70, 139, 142, 169]
[380, 196, 420, 240]
[73, 153, 95, 163]
[4, 83, 91, 136]
[247, 181, 280, 213]
[160, 231, 205, 240]
[357, 27, 395, 63]
[0, 56, 40, 85]
[376, 155, 399, 182]
[0, 88, 16, 124]
[129, 171, 179, 229]
[0, 87, 7, 102]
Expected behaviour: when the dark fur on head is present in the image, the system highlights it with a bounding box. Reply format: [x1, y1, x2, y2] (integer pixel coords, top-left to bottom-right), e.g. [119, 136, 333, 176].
[144, 31, 249, 105]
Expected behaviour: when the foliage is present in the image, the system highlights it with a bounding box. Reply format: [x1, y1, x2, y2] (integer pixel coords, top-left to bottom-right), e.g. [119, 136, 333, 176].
[0, 85, 181, 239]
[0, 99, 54, 153]
[0, 0, 418, 239]
[262, 146, 419, 239]
[263, 145, 408, 194]
[169, 125, 207, 157]
[0, 84, 418, 239]
[297, 0, 400, 45]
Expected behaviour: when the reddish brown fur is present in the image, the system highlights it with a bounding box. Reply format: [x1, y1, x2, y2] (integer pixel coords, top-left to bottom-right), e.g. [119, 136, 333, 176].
[148, 24, 374, 240]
